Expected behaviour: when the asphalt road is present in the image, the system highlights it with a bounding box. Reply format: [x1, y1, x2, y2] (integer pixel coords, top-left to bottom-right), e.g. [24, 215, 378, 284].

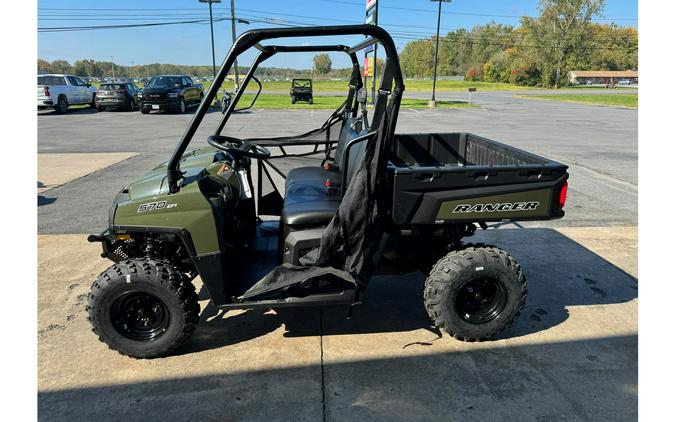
[38, 91, 637, 233]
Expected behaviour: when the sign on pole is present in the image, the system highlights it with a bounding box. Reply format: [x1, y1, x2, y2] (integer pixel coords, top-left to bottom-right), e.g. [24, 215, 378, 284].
[365, 8, 377, 25]
[364, 57, 374, 77]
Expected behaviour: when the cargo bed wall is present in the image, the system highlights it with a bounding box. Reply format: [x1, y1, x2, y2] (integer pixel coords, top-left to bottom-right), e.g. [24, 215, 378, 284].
[391, 133, 548, 167]
[389, 133, 568, 226]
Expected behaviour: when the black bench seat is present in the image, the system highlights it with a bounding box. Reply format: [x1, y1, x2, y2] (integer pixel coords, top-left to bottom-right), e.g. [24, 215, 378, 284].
[282, 117, 366, 228]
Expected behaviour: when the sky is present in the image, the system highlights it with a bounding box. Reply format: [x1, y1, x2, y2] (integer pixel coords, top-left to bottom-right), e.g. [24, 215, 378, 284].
[38, 0, 638, 70]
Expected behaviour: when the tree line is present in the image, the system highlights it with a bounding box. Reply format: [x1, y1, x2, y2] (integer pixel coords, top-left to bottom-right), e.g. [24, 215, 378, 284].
[399, 0, 637, 87]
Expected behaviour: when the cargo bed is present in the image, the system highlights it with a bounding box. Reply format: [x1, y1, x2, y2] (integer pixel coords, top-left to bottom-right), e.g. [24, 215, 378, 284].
[388, 133, 569, 226]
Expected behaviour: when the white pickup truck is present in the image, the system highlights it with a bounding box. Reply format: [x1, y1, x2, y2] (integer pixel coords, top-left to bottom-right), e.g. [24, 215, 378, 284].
[37, 74, 97, 113]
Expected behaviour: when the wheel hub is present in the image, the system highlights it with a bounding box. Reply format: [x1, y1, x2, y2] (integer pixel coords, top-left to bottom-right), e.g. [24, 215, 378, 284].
[455, 278, 507, 324]
[111, 292, 170, 341]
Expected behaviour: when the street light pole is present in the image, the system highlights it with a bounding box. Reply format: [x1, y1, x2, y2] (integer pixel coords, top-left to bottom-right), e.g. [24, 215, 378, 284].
[430, 0, 450, 107]
[230, 0, 240, 91]
[199, 0, 221, 79]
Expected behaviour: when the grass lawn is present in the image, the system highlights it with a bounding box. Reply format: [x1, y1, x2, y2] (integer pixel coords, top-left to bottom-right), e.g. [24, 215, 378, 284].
[111, 79, 525, 93]
[230, 94, 475, 109]
[517, 93, 637, 108]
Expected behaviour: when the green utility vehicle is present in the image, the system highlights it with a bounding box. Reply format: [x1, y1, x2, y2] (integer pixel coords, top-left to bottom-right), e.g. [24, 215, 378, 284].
[290, 78, 313, 104]
[87, 25, 569, 358]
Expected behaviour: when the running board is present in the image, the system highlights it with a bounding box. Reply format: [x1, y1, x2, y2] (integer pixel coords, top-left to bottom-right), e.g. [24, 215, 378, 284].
[218, 289, 356, 310]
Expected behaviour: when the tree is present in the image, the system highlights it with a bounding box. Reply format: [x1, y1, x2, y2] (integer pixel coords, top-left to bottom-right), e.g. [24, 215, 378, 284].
[313, 54, 332, 75]
[49, 60, 72, 74]
[38, 59, 51, 73]
[522, 0, 605, 88]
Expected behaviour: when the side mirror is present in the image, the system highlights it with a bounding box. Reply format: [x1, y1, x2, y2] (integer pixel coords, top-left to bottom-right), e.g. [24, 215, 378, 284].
[86, 83, 91, 87]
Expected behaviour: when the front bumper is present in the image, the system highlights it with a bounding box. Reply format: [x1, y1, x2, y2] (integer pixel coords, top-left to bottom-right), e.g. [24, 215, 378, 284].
[88, 229, 120, 261]
[140, 99, 180, 110]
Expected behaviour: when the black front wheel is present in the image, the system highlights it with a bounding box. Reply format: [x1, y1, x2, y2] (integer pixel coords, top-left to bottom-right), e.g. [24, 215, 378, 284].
[424, 244, 526, 341]
[87, 259, 200, 358]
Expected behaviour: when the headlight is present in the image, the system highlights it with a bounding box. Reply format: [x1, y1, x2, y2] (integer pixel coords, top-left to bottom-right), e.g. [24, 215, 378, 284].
[138, 92, 143, 98]
[168, 92, 179, 98]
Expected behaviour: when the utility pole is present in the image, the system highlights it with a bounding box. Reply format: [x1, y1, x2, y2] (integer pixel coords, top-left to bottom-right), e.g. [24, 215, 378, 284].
[430, 0, 451, 107]
[199, 0, 221, 79]
[230, 0, 240, 91]
[110, 56, 115, 79]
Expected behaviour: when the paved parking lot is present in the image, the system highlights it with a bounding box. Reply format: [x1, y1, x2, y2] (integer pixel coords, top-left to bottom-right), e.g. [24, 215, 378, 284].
[37, 93, 637, 421]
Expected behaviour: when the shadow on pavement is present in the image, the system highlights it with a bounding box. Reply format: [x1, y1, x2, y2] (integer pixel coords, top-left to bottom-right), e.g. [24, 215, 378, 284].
[38, 334, 637, 421]
[38, 108, 99, 116]
[38, 195, 57, 206]
[180, 228, 636, 355]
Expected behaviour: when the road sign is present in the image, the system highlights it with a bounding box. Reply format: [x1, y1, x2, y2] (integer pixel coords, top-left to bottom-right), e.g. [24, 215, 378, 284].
[365, 7, 377, 25]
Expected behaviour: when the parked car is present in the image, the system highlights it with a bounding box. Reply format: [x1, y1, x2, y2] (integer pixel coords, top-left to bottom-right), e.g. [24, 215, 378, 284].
[618, 79, 632, 85]
[95, 82, 141, 111]
[37, 74, 97, 114]
[139, 75, 204, 114]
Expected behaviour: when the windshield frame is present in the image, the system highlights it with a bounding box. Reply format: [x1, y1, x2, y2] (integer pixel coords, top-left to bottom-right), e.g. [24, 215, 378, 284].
[166, 25, 404, 194]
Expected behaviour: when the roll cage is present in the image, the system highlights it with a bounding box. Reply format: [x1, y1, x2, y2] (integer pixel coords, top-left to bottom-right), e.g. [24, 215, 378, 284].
[167, 24, 405, 193]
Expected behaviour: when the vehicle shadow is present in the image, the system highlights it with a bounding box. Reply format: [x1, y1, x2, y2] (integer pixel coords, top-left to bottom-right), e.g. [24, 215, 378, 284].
[38, 195, 57, 206]
[143, 105, 224, 116]
[39, 334, 637, 421]
[176, 228, 637, 355]
[38, 108, 98, 116]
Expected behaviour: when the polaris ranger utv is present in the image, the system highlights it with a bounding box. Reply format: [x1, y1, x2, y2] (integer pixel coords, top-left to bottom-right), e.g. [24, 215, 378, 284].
[290, 78, 313, 104]
[87, 25, 569, 358]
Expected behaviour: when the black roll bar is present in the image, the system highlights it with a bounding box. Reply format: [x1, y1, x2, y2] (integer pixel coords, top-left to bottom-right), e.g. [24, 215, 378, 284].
[167, 24, 404, 193]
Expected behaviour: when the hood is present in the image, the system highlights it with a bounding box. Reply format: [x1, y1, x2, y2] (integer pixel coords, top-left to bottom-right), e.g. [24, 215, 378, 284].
[124, 147, 219, 200]
[142, 86, 181, 95]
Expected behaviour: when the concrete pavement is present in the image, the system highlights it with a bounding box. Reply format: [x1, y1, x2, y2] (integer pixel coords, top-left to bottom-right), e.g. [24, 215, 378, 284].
[37, 93, 638, 421]
[37, 226, 637, 421]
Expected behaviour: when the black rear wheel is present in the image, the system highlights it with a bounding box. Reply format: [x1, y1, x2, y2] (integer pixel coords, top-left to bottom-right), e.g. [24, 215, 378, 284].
[87, 259, 200, 358]
[424, 244, 526, 341]
[54, 95, 68, 114]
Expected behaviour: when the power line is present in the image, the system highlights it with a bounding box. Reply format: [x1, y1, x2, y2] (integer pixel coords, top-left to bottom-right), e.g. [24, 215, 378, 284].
[37, 9, 636, 52]
[316, 0, 637, 21]
[37, 4, 638, 22]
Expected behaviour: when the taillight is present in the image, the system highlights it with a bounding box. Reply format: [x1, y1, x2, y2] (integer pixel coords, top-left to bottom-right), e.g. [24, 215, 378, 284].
[558, 181, 568, 208]
[44, 86, 50, 97]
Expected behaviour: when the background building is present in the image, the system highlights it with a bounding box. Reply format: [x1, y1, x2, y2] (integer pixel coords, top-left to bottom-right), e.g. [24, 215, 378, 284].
[569, 70, 638, 85]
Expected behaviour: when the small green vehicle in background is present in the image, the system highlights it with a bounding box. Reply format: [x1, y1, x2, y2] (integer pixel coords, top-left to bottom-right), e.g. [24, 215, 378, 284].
[87, 25, 568, 359]
[290, 78, 313, 104]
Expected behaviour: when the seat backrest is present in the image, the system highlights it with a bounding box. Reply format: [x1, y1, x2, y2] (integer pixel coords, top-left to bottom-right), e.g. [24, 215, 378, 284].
[333, 117, 362, 166]
[343, 128, 371, 187]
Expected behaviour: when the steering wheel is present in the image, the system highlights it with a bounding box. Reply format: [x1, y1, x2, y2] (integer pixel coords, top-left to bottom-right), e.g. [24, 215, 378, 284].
[207, 135, 271, 160]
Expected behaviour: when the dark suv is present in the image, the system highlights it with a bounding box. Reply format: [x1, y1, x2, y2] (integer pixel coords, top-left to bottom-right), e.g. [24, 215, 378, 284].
[95, 82, 141, 111]
[139, 75, 204, 114]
